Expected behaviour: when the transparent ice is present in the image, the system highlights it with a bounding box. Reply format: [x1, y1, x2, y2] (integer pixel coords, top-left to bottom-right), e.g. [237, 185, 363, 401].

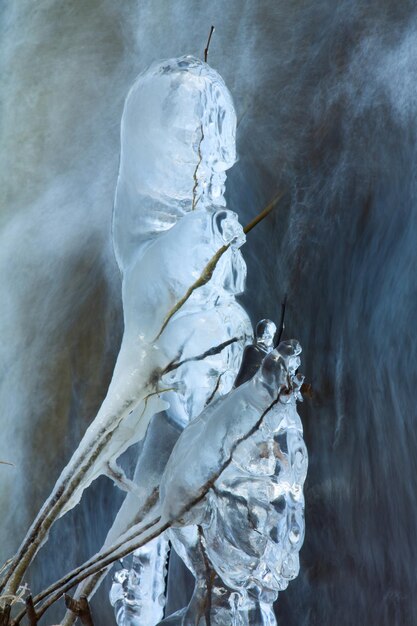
[87, 55, 253, 624]
[106, 59, 307, 626]
[110, 536, 170, 626]
[156, 340, 307, 625]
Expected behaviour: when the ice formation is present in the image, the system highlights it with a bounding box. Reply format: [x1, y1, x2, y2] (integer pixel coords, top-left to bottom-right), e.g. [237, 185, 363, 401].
[110, 536, 170, 626]
[105, 56, 253, 625]
[65, 338, 307, 625]
[234, 318, 278, 387]
[0, 56, 251, 600]
[105, 339, 307, 625]
[157, 341, 307, 625]
[0, 54, 308, 626]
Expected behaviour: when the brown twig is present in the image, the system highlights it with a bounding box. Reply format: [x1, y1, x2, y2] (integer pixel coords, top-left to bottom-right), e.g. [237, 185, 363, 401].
[162, 336, 240, 375]
[204, 26, 215, 62]
[64, 594, 94, 626]
[155, 243, 229, 340]
[198, 526, 214, 626]
[204, 374, 222, 407]
[243, 191, 285, 235]
[61, 571, 105, 626]
[192, 125, 204, 210]
[25, 595, 37, 625]
[0, 604, 11, 626]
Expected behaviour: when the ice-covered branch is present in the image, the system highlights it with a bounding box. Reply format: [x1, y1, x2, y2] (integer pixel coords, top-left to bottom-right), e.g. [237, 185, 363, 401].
[14, 341, 303, 624]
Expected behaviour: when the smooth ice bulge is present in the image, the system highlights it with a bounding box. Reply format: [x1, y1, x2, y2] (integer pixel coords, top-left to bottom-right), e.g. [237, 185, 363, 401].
[113, 55, 238, 265]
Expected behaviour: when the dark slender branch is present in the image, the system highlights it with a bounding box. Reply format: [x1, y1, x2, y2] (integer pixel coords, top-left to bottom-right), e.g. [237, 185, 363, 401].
[25, 596, 37, 626]
[162, 541, 171, 621]
[204, 374, 222, 407]
[0, 604, 11, 626]
[198, 526, 213, 626]
[192, 125, 204, 210]
[155, 243, 229, 340]
[204, 26, 215, 62]
[275, 294, 287, 346]
[163, 336, 240, 375]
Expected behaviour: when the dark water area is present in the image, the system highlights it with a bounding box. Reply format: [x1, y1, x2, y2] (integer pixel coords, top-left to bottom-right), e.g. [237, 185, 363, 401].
[1, 1, 417, 624]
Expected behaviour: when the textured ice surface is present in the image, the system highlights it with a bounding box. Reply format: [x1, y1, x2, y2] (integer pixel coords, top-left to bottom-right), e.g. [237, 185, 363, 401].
[110, 536, 170, 626]
[113, 56, 237, 264]
[234, 318, 277, 387]
[157, 341, 307, 625]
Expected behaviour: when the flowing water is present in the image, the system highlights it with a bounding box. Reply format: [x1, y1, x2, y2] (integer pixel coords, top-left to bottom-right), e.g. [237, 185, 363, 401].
[1, 1, 417, 624]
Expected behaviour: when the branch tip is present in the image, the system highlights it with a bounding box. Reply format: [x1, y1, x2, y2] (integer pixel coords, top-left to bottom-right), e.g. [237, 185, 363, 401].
[204, 26, 215, 62]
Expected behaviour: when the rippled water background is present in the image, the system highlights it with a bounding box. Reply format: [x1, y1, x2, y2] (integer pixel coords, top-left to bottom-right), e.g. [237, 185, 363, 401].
[1, 1, 417, 624]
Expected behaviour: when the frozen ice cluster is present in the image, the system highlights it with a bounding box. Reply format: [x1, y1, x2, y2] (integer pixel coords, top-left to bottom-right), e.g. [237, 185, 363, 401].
[0, 54, 307, 626]
[109, 57, 308, 626]
[108, 54, 252, 625]
[156, 340, 307, 626]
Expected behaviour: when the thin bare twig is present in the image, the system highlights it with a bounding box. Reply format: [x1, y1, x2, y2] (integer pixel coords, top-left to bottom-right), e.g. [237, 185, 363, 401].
[61, 572, 104, 626]
[162, 336, 240, 375]
[192, 125, 204, 210]
[275, 294, 287, 346]
[243, 191, 284, 235]
[155, 243, 229, 340]
[204, 374, 222, 407]
[204, 26, 215, 62]
[198, 526, 214, 625]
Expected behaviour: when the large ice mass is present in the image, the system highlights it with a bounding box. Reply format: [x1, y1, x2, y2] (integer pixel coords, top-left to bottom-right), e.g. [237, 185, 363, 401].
[0, 54, 307, 626]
